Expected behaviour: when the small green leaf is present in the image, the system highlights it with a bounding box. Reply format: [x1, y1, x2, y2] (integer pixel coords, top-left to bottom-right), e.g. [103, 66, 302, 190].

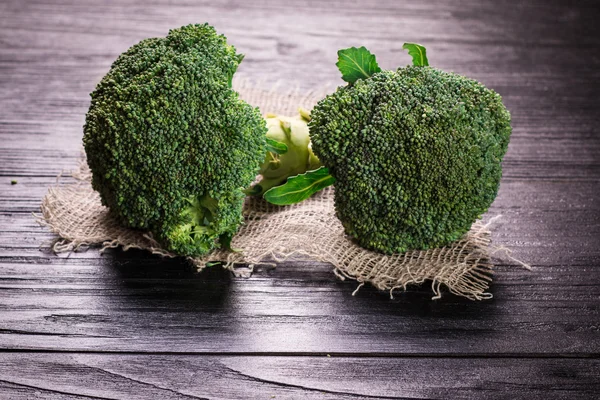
[264, 167, 335, 205]
[205, 261, 222, 268]
[402, 43, 429, 66]
[266, 137, 288, 155]
[336, 46, 381, 84]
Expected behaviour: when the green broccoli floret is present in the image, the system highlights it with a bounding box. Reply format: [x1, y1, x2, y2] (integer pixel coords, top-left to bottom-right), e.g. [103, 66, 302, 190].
[307, 45, 511, 253]
[83, 23, 267, 257]
[246, 111, 321, 196]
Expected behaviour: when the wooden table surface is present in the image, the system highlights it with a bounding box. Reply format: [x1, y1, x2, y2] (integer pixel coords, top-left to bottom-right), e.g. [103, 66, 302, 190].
[1, 0, 599, 398]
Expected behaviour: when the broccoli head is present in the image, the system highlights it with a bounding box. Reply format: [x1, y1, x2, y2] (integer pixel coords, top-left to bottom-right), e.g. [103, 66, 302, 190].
[307, 45, 511, 253]
[83, 23, 267, 256]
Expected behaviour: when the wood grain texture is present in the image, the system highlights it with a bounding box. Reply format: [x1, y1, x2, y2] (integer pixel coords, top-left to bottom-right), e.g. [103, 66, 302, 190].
[0, 353, 598, 400]
[1, 0, 599, 398]
[0, 255, 598, 355]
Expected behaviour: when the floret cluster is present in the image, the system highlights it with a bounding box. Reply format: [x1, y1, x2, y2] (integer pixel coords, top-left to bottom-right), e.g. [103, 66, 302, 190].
[309, 66, 511, 253]
[84, 24, 266, 256]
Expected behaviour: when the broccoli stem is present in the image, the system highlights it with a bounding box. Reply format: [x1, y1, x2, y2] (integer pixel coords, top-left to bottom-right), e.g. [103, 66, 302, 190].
[247, 112, 322, 197]
[164, 192, 241, 255]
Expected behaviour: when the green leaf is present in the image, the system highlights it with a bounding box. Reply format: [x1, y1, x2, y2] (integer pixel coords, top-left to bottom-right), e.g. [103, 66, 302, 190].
[263, 167, 335, 205]
[205, 261, 222, 268]
[402, 43, 429, 66]
[266, 137, 288, 155]
[336, 46, 381, 84]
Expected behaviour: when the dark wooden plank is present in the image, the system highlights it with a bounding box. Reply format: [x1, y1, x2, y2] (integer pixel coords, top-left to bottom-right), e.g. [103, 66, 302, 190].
[0, 252, 598, 355]
[0, 353, 597, 400]
[0, 149, 81, 178]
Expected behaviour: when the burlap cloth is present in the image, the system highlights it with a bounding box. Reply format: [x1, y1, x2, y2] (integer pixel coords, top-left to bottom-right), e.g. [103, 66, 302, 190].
[38, 80, 529, 300]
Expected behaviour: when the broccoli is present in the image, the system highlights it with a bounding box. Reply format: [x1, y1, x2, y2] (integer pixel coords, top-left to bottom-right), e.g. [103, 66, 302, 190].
[266, 44, 511, 254]
[83, 23, 267, 257]
[246, 111, 321, 197]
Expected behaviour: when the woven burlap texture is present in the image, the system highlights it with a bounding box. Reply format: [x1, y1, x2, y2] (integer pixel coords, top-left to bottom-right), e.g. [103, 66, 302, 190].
[38, 80, 510, 301]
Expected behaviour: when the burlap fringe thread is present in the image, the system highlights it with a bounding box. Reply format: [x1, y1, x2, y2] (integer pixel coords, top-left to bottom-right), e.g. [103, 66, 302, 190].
[37, 79, 530, 300]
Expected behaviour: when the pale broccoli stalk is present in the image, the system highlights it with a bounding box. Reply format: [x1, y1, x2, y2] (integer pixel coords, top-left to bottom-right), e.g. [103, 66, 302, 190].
[246, 110, 321, 197]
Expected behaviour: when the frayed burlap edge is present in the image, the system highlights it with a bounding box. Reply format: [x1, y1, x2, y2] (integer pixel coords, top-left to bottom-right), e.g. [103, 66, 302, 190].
[37, 80, 529, 300]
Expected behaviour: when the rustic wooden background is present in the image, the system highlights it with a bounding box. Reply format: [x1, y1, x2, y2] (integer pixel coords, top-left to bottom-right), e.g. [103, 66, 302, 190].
[1, 0, 599, 398]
